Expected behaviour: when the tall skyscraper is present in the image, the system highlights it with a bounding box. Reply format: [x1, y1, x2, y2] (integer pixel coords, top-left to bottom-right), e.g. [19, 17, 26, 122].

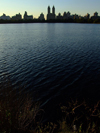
[24, 11, 27, 19]
[52, 6, 55, 14]
[48, 6, 50, 14]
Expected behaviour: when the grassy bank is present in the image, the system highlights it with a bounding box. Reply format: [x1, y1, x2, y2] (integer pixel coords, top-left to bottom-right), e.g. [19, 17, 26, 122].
[0, 80, 100, 133]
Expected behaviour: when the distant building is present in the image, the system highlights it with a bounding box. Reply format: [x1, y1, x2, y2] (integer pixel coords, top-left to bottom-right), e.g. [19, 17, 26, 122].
[38, 13, 45, 20]
[94, 12, 98, 17]
[79, 16, 84, 19]
[69, 15, 74, 19]
[91, 12, 99, 19]
[24, 11, 33, 20]
[56, 13, 63, 19]
[47, 6, 56, 20]
[0, 14, 10, 20]
[63, 12, 67, 19]
[73, 14, 79, 19]
[12, 13, 22, 20]
[63, 11, 71, 19]
[66, 11, 70, 18]
[84, 13, 90, 19]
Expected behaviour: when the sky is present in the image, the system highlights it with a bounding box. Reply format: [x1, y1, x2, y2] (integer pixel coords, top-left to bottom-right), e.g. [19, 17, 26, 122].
[0, 0, 100, 19]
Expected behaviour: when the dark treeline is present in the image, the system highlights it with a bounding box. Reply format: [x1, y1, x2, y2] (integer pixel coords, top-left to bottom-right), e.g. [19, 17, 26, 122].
[0, 18, 100, 23]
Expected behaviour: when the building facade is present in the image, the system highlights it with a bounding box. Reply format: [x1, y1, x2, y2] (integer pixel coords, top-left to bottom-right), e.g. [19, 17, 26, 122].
[84, 13, 90, 19]
[56, 13, 63, 20]
[0, 14, 10, 20]
[24, 11, 33, 20]
[12, 13, 22, 20]
[38, 13, 45, 20]
[63, 11, 70, 19]
[91, 12, 99, 19]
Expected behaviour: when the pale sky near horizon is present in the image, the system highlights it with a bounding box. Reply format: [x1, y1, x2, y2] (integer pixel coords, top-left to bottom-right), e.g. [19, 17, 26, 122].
[0, 0, 100, 18]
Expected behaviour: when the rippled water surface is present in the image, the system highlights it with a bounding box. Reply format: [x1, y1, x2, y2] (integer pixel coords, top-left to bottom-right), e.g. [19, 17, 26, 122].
[0, 23, 100, 115]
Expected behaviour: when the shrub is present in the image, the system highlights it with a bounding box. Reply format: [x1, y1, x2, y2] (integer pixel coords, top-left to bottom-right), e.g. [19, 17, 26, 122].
[0, 78, 42, 133]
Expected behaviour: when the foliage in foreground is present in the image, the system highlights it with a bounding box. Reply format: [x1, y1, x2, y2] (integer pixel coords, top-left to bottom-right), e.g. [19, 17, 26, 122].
[0, 80, 100, 133]
[0, 80, 43, 133]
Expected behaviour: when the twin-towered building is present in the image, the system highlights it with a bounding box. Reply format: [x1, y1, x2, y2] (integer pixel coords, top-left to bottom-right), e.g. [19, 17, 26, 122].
[47, 6, 56, 20]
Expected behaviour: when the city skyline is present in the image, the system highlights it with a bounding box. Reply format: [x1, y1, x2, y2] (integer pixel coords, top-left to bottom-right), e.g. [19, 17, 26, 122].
[0, 7, 99, 21]
[0, 0, 100, 19]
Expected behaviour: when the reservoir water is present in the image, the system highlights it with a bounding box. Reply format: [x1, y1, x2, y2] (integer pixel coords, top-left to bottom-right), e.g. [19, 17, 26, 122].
[0, 23, 100, 120]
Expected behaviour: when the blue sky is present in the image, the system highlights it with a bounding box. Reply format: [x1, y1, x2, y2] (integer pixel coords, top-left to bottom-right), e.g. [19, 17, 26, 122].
[0, 0, 100, 18]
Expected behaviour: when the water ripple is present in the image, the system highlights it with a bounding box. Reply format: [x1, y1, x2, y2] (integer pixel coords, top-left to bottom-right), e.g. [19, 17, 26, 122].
[0, 23, 100, 107]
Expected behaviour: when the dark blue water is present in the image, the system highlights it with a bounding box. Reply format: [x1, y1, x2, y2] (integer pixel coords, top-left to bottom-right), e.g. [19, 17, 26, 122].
[0, 23, 100, 120]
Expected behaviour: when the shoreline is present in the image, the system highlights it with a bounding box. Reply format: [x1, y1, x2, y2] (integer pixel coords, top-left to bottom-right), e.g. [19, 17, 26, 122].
[0, 22, 100, 24]
[0, 19, 100, 24]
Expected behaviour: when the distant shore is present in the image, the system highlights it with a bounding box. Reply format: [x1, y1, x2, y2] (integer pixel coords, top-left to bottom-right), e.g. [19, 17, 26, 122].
[0, 18, 100, 24]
